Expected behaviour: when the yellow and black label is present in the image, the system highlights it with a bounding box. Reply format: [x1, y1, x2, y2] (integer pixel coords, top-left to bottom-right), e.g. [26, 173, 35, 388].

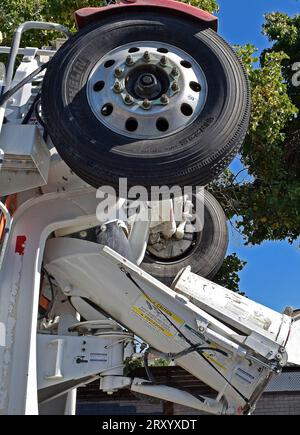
[132, 295, 183, 338]
[132, 306, 174, 337]
[145, 296, 184, 326]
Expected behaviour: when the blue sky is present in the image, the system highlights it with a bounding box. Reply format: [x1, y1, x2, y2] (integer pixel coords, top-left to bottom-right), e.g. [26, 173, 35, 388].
[217, 0, 300, 51]
[215, 0, 300, 311]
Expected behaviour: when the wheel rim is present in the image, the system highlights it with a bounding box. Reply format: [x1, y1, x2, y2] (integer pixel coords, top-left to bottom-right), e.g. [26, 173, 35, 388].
[147, 217, 202, 263]
[86, 41, 208, 139]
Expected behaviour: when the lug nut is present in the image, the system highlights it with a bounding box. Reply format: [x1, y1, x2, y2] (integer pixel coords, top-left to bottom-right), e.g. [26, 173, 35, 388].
[160, 55, 167, 67]
[114, 67, 123, 78]
[171, 67, 179, 77]
[160, 94, 169, 105]
[113, 80, 123, 93]
[126, 55, 134, 66]
[142, 99, 151, 110]
[143, 51, 151, 62]
[124, 94, 134, 105]
[171, 82, 179, 92]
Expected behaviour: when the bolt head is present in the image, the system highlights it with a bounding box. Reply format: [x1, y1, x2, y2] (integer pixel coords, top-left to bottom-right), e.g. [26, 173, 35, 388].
[171, 82, 179, 92]
[141, 74, 154, 86]
[160, 56, 167, 66]
[171, 67, 179, 77]
[126, 55, 134, 66]
[143, 51, 151, 62]
[113, 80, 123, 93]
[124, 94, 134, 105]
[142, 99, 151, 109]
[160, 94, 169, 105]
[115, 67, 123, 77]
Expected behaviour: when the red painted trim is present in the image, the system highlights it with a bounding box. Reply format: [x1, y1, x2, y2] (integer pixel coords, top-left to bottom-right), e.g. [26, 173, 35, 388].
[15, 235, 27, 256]
[75, 0, 218, 31]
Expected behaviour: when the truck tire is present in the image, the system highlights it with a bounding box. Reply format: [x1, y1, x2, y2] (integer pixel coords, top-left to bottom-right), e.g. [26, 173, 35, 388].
[141, 191, 228, 286]
[42, 11, 250, 195]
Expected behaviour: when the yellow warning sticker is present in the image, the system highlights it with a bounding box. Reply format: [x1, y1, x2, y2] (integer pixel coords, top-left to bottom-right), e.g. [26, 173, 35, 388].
[132, 295, 183, 338]
[202, 352, 227, 371]
[132, 306, 173, 337]
[184, 324, 228, 372]
[145, 296, 184, 326]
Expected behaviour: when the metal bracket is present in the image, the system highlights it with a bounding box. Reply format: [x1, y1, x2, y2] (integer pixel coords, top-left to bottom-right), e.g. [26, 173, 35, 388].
[44, 339, 64, 381]
[0, 124, 50, 196]
[196, 318, 209, 333]
[131, 377, 227, 415]
[245, 331, 283, 362]
[0, 21, 71, 134]
[21, 47, 38, 63]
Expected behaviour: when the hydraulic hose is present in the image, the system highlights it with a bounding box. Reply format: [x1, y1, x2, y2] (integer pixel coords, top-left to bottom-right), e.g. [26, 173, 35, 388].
[0, 63, 49, 108]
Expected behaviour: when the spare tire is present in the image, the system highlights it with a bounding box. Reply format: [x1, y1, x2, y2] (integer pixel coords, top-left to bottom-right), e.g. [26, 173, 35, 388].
[42, 11, 250, 195]
[141, 190, 228, 286]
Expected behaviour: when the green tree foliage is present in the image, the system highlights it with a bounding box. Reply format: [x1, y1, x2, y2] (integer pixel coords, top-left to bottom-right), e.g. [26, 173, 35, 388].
[214, 253, 246, 294]
[263, 13, 300, 127]
[212, 12, 300, 291]
[179, 0, 219, 13]
[0, 1, 107, 47]
[0, 0, 218, 47]
[212, 45, 298, 245]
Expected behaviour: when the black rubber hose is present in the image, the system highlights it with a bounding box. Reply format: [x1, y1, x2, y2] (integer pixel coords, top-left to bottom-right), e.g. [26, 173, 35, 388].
[21, 92, 41, 124]
[143, 351, 157, 384]
[38, 267, 55, 320]
[0, 62, 48, 108]
[34, 99, 46, 129]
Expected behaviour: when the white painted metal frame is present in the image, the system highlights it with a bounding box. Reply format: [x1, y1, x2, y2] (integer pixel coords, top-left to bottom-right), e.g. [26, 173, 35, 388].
[0, 200, 12, 269]
[0, 187, 147, 414]
[44, 239, 293, 414]
[0, 22, 69, 132]
[0, 183, 296, 415]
